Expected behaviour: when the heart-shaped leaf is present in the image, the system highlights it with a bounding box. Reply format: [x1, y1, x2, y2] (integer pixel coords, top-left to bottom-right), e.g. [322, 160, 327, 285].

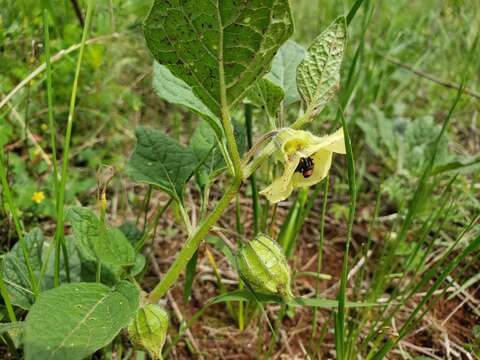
[24, 281, 139, 360]
[66, 207, 136, 278]
[297, 17, 347, 116]
[2, 229, 44, 309]
[2, 229, 81, 309]
[127, 126, 198, 199]
[144, 0, 294, 117]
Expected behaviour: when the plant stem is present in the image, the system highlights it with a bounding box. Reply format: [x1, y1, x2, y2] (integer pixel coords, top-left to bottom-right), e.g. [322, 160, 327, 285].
[53, 0, 94, 287]
[335, 109, 357, 359]
[135, 198, 173, 253]
[311, 175, 329, 341]
[245, 104, 260, 234]
[43, 7, 60, 198]
[217, 9, 243, 180]
[0, 150, 39, 298]
[0, 264, 17, 322]
[148, 177, 241, 303]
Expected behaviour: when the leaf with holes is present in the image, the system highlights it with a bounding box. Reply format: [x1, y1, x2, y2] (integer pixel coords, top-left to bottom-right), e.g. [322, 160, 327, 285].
[297, 17, 347, 116]
[246, 78, 285, 120]
[266, 40, 306, 106]
[24, 281, 139, 360]
[127, 126, 198, 200]
[153, 62, 222, 136]
[144, 0, 294, 117]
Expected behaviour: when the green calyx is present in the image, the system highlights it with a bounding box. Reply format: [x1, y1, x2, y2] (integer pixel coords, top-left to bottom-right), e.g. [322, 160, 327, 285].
[236, 234, 293, 299]
[128, 304, 169, 360]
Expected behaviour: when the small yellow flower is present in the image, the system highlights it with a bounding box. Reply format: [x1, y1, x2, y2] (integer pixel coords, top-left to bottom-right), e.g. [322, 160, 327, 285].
[260, 128, 345, 203]
[32, 191, 45, 204]
[41, 123, 48, 132]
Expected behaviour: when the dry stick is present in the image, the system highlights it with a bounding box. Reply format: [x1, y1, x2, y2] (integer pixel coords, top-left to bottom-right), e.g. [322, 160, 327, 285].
[148, 251, 203, 359]
[383, 55, 480, 100]
[0, 33, 120, 112]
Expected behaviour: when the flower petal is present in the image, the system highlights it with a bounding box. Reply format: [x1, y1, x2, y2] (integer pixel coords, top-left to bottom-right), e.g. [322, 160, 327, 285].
[260, 154, 300, 203]
[303, 128, 346, 156]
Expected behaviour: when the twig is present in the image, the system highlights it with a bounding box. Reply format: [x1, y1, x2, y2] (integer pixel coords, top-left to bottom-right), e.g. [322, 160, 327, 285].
[383, 55, 480, 100]
[0, 33, 121, 111]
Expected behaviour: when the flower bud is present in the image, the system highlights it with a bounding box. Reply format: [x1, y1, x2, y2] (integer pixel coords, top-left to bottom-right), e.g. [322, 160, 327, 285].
[236, 234, 293, 298]
[128, 304, 169, 359]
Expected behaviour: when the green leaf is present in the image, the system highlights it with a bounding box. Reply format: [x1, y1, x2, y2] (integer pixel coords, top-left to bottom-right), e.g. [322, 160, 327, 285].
[189, 119, 245, 186]
[189, 120, 227, 183]
[297, 17, 347, 116]
[206, 235, 235, 266]
[24, 281, 139, 360]
[246, 78, 285, 120]
[153, 62, 222, 136]
[127, 126, 198, 199]
[2, 229, 43, 309]
[118, 222, 143, 244]
[144, 0, 294, 117]
[432, 155, 480, 175]
[0, 321, 25, 348]
[2, 229, 82, 310]
[0, 321, 24, 335]
[66, 207, 135, 270]
[183, 250, 198, 303]
[266, 40, 306, 106]
[42, 235, 82, 289]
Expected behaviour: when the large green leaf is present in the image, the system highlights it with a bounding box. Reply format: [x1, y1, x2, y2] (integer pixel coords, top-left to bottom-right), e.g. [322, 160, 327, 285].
[24, 281, 139, 360]
[153, 62, 222, 136]
[66, 207, 135, 277]
[2, 229, 43, 309]
[246, 78, 285, 120]
[144, 0, 294, 117]
[127, 126, 198, 199]
[297, 17, 347, 116]
[266, 40, 306, 106]
[1, 229, 81, 310]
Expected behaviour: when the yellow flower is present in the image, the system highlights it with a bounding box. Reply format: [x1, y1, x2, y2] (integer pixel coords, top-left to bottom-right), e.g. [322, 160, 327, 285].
[260, 128, 345, 203]
[41, 123, 48, 132]
[32, 191, 45, 204]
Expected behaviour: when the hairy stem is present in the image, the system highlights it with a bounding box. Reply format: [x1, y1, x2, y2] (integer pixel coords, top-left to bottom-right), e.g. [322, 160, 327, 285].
[149, 177, 241, 303]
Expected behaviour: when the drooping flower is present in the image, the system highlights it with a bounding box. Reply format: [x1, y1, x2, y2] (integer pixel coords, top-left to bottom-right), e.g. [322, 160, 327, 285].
[32, 191, 45, 204]
[260, 128, 345, 203]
